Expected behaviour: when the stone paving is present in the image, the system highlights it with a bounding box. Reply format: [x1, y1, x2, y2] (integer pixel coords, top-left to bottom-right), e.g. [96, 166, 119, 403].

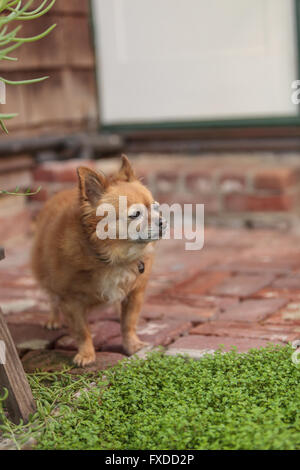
[1, 226, 300, 373]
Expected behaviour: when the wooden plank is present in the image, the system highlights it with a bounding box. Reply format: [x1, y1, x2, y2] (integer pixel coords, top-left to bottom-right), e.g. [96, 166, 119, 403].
[51, 0, 90, 14]
[112, 125, 300, 141]
[126, 136, 300, 154]
[0, 133, 123, 156]
[0, 15, 65, 72]
[0, 15, 95, 73]
[63, 16, 95, 68]
[0, 309, 36, 424]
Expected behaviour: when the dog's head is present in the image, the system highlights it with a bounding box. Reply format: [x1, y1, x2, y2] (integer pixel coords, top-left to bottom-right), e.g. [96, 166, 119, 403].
[77, 155, 167, 261]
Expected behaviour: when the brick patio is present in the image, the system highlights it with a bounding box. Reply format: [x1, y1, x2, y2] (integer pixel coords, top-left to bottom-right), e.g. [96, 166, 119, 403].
[1, 225, 300, 373]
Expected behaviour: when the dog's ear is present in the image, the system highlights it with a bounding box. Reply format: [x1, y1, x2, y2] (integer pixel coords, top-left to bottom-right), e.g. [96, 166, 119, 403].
[117, 154, 136, 182]
[77, 167, 107, 206]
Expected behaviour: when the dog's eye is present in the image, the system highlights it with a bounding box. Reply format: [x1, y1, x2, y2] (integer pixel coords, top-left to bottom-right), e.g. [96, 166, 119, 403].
[129, 211, 141, 219]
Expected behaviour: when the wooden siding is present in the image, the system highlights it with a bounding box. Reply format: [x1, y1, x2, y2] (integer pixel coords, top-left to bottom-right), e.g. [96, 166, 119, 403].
[0, 0, 98, 138]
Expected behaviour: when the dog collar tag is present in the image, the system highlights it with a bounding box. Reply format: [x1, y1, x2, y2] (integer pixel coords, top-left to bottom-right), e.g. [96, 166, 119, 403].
[138, 261, 145, 274]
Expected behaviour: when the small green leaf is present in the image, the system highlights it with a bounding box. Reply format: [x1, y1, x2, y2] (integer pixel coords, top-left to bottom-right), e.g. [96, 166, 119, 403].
[0, 75, 49, 85]
[0, 119, 8, 133]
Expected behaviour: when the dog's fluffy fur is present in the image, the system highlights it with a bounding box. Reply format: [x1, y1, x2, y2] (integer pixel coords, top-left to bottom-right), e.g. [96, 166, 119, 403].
[31, 156, 161, 366]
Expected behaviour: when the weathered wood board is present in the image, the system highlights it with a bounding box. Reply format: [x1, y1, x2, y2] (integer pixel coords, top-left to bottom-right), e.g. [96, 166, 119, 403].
[0, 248, 36, 424]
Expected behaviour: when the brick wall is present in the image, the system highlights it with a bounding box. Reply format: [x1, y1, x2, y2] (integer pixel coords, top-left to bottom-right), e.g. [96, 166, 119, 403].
[2, 152, 300, 244]
[0, 0, 98, 137]
[129, 154, 300, 230]
[28, 153, 300, 229]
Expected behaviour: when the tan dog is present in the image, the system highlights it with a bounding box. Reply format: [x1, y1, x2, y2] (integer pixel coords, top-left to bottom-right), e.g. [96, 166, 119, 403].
[32, 155, 165, 366]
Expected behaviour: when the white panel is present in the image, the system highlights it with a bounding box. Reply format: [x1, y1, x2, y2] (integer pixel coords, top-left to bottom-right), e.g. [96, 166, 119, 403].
[92, 0, 298, 124]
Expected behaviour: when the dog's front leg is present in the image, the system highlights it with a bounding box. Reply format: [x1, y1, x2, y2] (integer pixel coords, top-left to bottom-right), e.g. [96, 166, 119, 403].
[121, 288, 148, 355]
[61, 300, 95, 367]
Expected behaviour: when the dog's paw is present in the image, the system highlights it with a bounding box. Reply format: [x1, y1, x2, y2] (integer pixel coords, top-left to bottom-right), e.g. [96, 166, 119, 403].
[45, 319, 61, 330]
[123, 336, 149, 356]
[73, 350, 96, 367]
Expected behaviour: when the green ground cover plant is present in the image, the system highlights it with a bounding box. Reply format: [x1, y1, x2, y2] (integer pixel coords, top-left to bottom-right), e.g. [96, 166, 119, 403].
[0, 345, 299, 450]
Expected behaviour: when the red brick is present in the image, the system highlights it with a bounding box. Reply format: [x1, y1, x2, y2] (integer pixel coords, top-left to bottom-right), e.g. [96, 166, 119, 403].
[254, 167, 300, 191]
[185, 173, 214, 193]
[141, 302, 217, 323]
[169, 334, 283, 353]
[199, 193, 220, 213]
[33, 159, 95, 183]
[271, 275, 300, 289]
[0, 208, 31, 243]
[221, 298, 288, 322]
[253, 287, 291, 300]
[185, 295, 239, 311]
[138, 319, 192, 346]
[218, 172, 246, 194]
[32, 164, 62, 182]
[102, 320, 192, 353]
[204, 226, 251, 248]
[182, 193, 220, 213]
[0, 169, 32, 193]
[87, 305, 120, 323]
[8, 324, 67, 354]
[28, 202, 43, 220]
[156, 242, 221, 273]
[255, 288, 300, 304]
[0, 271, 37, 289]
[95, 158, 120, 176]
[0, 155, 33, 173]
[0, 194, 27, 217]
[264, 302, 300, 326]
[55, 320, 121, 351]
[210, 273, 274, 298]
[0, 285, 39, 300]
[0, 284, 47, 302]
[170, 271, 230, 296]
[22, 350, 125, 374]
[140, 304, 165, 321]
[224, 193, 296, 212]
[0, 251, 31, 273]
[146, 268, 189, 294]
[155, 172, 179, 193]
[204, 296, 240, 311]
[0, 298, 41, 316]
[190, 321, 299, 343]
[101, 335, 124, 353]
[148, 292, 238, 313]
[6, 311, 50, 327]
[28, 187, 49, 202]
[211, 258, 299, 274]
